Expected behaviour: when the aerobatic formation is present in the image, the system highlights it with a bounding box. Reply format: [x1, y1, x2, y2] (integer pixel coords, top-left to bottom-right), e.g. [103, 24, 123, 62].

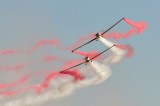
[0, 18, 147, 106]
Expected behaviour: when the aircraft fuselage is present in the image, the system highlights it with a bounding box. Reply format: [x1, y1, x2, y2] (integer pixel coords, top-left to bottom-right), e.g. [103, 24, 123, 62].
[84, 57, 91, 62]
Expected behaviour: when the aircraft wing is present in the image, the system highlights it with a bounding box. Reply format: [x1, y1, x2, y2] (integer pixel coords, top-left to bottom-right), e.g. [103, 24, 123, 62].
[100, 18, 124, 35]
[72, 38, 97, 52]
[72, 17, 124, 52]
[59, 61, 86, 73]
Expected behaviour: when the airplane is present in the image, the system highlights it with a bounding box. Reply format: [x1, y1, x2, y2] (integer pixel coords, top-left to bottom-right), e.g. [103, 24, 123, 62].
[72, 17, 124, 52]
[60, 44, 115, 73]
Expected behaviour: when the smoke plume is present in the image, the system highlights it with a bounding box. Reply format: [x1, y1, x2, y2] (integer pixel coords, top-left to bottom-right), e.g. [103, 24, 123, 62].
[0, 18, 147, 106]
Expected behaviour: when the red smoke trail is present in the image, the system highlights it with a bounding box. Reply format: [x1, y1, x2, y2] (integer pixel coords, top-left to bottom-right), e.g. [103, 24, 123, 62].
[0, 69, 84, 96]
[0, 71, 58, 95]
[60, 70, 85, 81]
[0, 63, 27, 71]
[124, 18, 147, 34]
[103, 18, 147, 40]
[29, 39, 63, 52]
[0, 50, 16, 55]
[103, 28, 135, 40]
[0, 88, 25, 96]
[36, 71, 60, 92]
[39, 70, 84, 92]
[43, 55, 59, 62]
[73, 50, 101, 60]
[0, 75, 30, 90]
[0, 85, 38, 96]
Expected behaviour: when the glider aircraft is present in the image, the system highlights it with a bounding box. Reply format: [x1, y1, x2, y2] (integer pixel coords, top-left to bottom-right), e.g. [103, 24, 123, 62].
[72, 17, 124, 52]
[60, 44, 115, 73]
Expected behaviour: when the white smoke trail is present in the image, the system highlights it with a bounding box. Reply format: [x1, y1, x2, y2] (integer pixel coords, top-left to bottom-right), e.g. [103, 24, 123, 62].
[2, 74, 74, 106]
[98, 36, 126, 64]
[1, 38, 127, 106]
[75, 61, 112, 88]
[2, 61, 111, 106]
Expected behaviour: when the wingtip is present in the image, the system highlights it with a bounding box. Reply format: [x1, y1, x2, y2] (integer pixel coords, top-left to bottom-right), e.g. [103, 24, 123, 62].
[121, 17, 124, 19]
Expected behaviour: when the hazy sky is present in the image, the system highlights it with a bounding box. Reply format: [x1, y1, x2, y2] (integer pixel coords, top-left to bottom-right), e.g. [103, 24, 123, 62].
[0, 0, 159, 106]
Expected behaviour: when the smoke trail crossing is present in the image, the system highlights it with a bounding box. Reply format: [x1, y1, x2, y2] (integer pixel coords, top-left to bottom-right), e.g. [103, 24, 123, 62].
[0, 18, 147, 106]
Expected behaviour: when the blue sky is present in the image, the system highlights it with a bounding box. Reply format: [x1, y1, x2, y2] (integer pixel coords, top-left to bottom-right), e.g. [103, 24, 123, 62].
[0, 0, 159, 106]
